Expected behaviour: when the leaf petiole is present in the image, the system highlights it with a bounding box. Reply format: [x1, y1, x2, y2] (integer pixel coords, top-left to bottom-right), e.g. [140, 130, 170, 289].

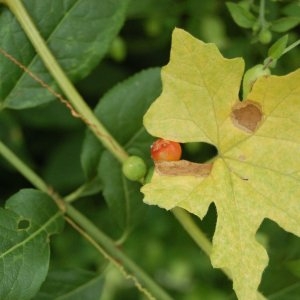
[263, 38, 300, 69]
[282, 39, 300, 56]
[172, 207, 212, 256]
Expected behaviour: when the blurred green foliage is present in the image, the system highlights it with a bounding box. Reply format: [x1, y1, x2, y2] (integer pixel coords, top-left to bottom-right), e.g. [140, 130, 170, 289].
[0, 0, 299, 299]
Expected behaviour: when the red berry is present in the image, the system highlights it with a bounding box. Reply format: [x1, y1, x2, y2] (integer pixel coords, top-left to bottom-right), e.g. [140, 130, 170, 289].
[151, 139, 182, 161]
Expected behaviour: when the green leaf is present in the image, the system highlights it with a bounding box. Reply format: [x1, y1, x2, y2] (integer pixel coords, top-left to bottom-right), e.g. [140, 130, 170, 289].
[142, 28, 300, 299]
[81, 68, 162, 230]
[0, 0, 129, 109]
[43, 133, 85, 193]
[34, 269, 104, 300]
[283, 2, 300, 18]
[226, 2, 256, 29]
[268, 35, 289, 60]
[0, 189, 64, 300]
[271, 17, 300, 33]
[17, 101, 80, 129]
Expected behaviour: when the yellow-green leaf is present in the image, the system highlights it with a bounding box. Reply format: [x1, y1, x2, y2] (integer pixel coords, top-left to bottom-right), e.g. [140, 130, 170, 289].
[142, 28, 300, 299]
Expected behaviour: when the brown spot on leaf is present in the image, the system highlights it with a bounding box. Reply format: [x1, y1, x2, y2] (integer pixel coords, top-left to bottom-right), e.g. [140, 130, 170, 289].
[231, 100, 263, 133]
[155, 160, 212, 177]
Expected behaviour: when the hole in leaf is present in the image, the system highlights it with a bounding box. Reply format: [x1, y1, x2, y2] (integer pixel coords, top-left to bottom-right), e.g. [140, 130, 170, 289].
[17, 219, 31, 230]
[182, 142, 218, 163]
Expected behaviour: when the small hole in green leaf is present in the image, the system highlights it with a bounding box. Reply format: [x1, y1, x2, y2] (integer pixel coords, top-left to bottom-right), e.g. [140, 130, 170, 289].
[182, 142, 218, 163]
[17, 219, 30, 230]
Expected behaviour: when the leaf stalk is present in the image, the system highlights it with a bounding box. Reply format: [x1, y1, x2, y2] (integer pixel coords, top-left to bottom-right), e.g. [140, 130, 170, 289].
[172, 207, 233, 280]
[282, 39, 300, 56]
[172, 207, 212, 257]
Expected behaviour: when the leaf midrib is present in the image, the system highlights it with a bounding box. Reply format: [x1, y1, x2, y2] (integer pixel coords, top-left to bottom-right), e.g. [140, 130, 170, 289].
[0, 211, 62, 260]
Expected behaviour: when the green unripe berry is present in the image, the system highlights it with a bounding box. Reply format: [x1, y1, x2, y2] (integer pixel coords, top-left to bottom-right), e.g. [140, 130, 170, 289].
[258, 29, 272, 45]
[122, 156, 147, 181]
[242, 64, 271, 99]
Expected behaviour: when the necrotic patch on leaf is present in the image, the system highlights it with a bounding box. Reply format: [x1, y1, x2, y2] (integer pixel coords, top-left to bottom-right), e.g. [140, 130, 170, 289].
[155, 160, 212, 177]
[231, 100, 263, 133]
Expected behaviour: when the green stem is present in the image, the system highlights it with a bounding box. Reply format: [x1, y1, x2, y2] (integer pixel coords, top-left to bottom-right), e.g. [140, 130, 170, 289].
[282, 39, 300, 56]
[259, 0, 266, 28]
[3, 0, 128, 164]
[0, 141, 172, 300]
[66, 205, 173, 300]
[0, 140, 49, 193]
[172, 207, 212, 257]
[64, 180, 101, 203]
[172, 207, 232, 280]
[264, 38, 300, 69]
[64, 185, 88, 203]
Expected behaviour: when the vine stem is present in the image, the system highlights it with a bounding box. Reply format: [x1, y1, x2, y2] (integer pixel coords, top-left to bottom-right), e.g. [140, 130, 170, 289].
[2, 0, 128, 164]
[0, 139, 172, 300]
[258, 0, 266, 29]
[65, 206, 172, 300]
[0, 141, 49, 194]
